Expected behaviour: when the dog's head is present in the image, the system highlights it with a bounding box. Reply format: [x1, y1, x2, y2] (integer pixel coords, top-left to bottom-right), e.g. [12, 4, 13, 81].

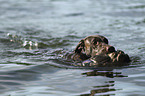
[75, 35, 130, 66]
[74, 35, 115, 56]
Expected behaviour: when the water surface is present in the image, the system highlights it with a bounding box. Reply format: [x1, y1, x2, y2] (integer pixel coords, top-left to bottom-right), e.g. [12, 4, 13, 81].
[0, 0, 145, 96]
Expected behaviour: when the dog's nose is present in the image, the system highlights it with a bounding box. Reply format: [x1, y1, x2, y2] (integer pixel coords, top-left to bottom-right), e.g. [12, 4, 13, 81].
[107, 46, 115, 52]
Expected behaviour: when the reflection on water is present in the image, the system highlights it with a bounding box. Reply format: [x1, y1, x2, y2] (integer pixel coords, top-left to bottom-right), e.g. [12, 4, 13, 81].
[80, 81, 116, 96]
[82, 70, 128, 78]
[80, 70, 127, 96]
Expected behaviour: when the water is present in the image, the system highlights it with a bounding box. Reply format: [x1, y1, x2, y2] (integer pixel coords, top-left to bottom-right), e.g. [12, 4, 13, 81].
[0, 0, 145, 96]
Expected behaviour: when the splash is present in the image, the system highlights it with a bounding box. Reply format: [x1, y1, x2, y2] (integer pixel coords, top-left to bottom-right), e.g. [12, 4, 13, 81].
[7, 33, 38, 49]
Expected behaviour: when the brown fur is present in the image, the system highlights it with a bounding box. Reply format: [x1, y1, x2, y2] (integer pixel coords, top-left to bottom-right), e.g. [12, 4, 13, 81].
[65, 35, 130, 67]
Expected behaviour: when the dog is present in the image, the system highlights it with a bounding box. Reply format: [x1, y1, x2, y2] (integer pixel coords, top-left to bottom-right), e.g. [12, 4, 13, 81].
[64, 35, 130, 67]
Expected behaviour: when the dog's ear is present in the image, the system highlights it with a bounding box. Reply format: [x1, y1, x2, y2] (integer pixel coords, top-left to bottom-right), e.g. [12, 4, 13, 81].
[74, 39, 85, 53]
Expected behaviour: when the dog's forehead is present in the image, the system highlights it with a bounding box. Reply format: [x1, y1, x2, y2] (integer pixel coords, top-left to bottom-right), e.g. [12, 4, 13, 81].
[85, 36, 99, 40]
[84, 35, 105, 41]
[84, 35, 108, 44]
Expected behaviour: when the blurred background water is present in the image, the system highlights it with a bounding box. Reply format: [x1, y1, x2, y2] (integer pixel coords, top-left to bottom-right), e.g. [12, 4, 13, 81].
[0, 0, 145, 96]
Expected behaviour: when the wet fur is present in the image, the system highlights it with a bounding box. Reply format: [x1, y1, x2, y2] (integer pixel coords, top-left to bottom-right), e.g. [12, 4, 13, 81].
[65, 35, 130, 67]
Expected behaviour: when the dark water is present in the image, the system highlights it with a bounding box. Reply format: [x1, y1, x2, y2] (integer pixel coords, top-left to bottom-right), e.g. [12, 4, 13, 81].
[0, 0, 145, 96]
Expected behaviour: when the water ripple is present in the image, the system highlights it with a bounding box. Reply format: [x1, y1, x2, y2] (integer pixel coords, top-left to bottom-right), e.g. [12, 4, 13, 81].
[0, 0, 145, 96]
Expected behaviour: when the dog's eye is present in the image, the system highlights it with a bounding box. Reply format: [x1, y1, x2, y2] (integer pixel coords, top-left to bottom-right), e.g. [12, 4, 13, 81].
[93, 40, 98, 45]
[92, 38, 101, 45]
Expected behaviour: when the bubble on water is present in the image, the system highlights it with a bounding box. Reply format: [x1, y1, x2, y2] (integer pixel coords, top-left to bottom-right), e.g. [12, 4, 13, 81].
[35, 42, 38, 47]
[7, 33, 39, 49]
[7, 33, 10, 36]
[23, 41, 28, 47]
[29, 41, 32, 46]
